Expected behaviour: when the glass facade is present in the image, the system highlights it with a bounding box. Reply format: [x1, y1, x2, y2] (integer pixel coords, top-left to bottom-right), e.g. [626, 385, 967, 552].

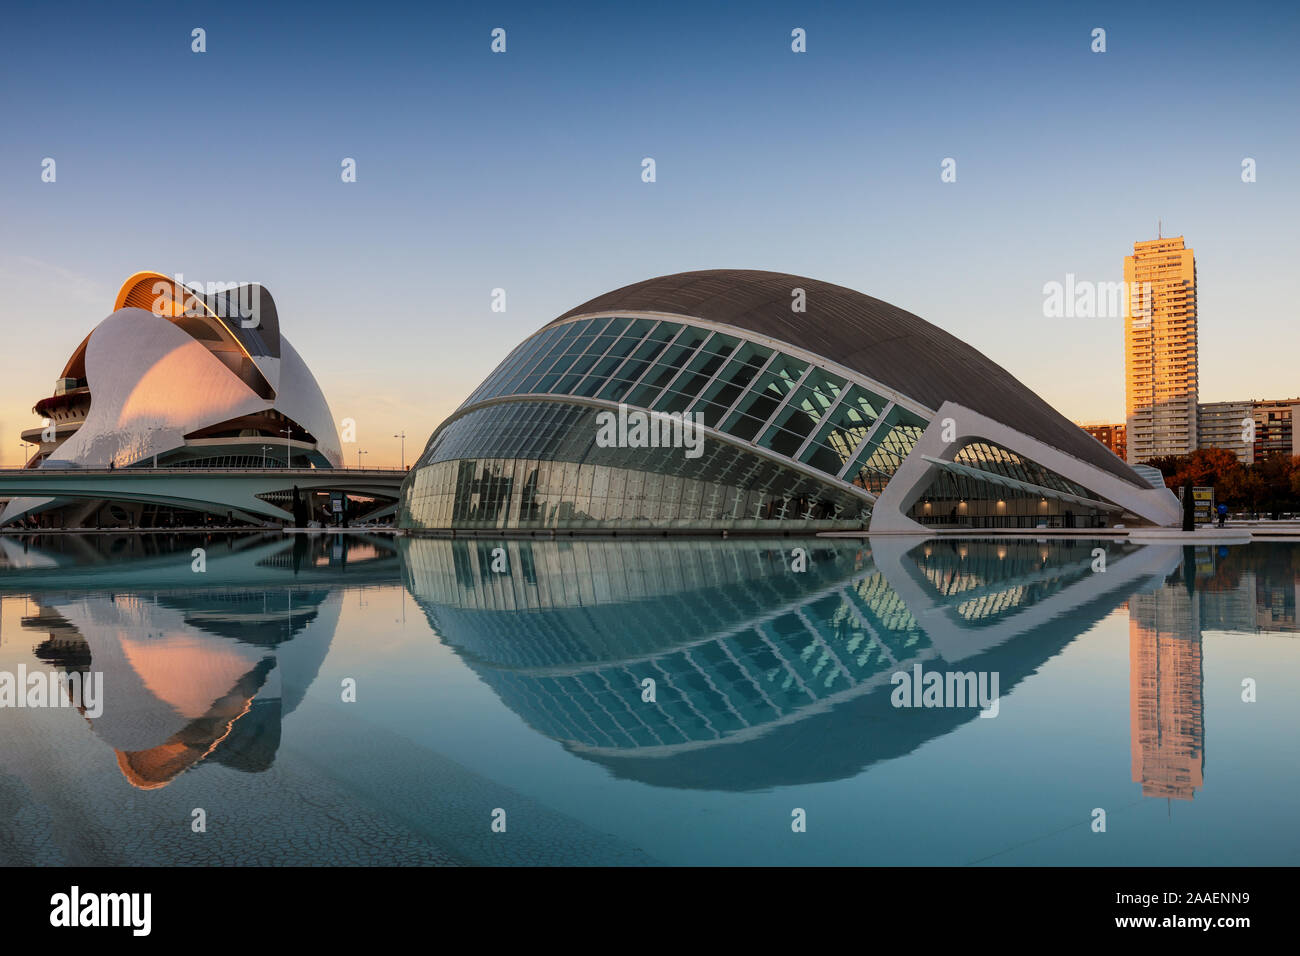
[400, 402, 869, 530]
[907, 440, 1118, 530]
[404, 315, 938, 530]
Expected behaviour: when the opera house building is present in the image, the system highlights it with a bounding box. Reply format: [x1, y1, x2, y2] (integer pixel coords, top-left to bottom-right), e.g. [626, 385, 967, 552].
[4, 272, 343, 528]
[398, 270, 1181, 533]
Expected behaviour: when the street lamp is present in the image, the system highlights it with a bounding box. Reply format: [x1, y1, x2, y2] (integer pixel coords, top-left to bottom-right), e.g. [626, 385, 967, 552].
[357, 449, 368, 469]
[17, 443, 27, 469]
[393, 431, 406, 470]
[261, 445, 272, 468]
[279, 426, 293, 469]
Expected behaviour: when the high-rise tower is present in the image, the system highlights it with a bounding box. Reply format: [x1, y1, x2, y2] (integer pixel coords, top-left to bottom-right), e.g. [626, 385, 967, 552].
[1124, 236, 1198, 464]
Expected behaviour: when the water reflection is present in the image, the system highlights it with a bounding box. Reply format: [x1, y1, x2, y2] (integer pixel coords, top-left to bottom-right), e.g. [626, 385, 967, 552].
[1126, 544, 1298, 802]
[1, 532, 1297, 814]
[402, 537, 1189, 790]
[4, 533, 397, 789]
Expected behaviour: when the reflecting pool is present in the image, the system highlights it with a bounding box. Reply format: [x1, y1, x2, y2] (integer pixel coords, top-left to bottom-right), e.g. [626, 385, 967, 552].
[1, 532, 1297, 865]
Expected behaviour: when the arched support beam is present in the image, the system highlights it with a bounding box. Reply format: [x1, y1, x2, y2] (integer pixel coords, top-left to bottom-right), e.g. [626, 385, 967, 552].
[867, 402, 1182, 533]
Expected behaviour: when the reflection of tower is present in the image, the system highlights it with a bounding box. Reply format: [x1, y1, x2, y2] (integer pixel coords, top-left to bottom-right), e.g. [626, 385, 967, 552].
[1128, 587, 1204, 800]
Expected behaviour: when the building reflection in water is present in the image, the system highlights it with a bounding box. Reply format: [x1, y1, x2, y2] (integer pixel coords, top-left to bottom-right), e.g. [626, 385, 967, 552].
[402, 536, 1183, 791]
[4, 532, 1295, 797]
[1126, 543, 1298, 802]
[1128, 582, 1204, 801]
[6, 533, 398, 788]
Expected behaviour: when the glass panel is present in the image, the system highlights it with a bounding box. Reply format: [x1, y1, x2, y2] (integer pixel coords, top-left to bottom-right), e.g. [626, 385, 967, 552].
[611, 335, 672, 387]
[698, 332, 740, 356]
[651, 344, 734, 412]
[845, 405, 928, 494]
[548, 320, 607, 375]
[800, 367, 845, 406]
[692, 342, 771, 424]
[474, 328, 558, 402]
[623, 317, 656, 338]
[571, 331, 647, 397]
[617, 326, 711, 406]
[519, 322, 585, 391]
[621, 364, 679, 406]
[756, 425, 806, 458]
[766, 386, 829, 435]
[839, 385, 887, 425]
[554, 351, 601, 393]
[692, 400, 732, 430]
[720, 411, 769, 443]
[800, 443, 846, 475]
[721, 353, 807, 440]
[796, 385, 887, 474]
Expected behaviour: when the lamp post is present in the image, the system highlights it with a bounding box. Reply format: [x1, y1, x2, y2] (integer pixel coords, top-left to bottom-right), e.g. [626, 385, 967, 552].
[279, 426, 293, 469]
[393, 431, 406, 470]
[357, 449, 368, 469]
[261, 445, 271, 468]
[17, 443, 27, 469]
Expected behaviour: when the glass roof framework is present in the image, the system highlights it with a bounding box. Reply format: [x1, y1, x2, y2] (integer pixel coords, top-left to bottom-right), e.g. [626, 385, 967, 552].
[452, 315, 935, 503]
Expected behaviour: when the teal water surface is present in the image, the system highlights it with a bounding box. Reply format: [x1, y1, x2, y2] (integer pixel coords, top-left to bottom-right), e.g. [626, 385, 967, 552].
[0, 533, 1296, 866]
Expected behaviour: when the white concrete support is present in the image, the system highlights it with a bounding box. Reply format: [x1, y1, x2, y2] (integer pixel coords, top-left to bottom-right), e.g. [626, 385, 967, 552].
[868, 402, 1183, 532]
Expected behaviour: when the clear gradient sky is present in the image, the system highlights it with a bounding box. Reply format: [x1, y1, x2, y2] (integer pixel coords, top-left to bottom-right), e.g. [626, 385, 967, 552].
[2, 0, 1297, 467]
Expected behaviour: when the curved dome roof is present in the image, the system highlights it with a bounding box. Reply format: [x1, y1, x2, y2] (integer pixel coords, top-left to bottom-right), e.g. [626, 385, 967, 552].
[554, 269, 1141, 485]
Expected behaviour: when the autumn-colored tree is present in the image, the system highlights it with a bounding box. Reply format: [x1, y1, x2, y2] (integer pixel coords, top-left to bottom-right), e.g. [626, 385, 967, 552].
[1141, 450, 1300, 512]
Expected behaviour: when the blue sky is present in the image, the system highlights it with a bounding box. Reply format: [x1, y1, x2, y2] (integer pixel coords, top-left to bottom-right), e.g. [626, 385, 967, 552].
[2, 0, 1297, 466]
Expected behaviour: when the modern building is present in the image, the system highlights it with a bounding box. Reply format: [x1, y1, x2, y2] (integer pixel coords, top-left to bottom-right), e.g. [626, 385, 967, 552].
[1080, 422, 1126, 461]
[1124, 236, 1199, 465]
[3, 272, 355, 528]
[1198, 397, 1300, 464]
[1197, 399, 1255, 463]
[398, 270, 1182, 532]
[1251, 398, 1300, 459]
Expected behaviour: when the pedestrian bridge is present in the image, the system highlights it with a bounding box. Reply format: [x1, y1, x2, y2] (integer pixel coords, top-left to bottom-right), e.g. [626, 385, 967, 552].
[0, 467, 407, 525]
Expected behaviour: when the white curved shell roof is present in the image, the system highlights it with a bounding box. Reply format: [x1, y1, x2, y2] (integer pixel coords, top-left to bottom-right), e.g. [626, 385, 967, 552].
[49, 306, 341, 468]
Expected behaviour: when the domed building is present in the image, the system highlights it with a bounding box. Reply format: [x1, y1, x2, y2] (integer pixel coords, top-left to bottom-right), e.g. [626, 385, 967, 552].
[4, 272, 343, 527]
[399, 270, 1180, 532]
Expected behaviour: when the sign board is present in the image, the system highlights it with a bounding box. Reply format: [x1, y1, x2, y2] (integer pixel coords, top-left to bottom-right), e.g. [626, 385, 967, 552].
[1178, 486, 1216, 526]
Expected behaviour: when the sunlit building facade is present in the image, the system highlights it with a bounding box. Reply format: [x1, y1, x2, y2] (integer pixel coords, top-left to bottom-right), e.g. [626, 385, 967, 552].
[1124, 236, 1199, 464]
[4, 272, 342, 527]
[400, 271, 1181, 532]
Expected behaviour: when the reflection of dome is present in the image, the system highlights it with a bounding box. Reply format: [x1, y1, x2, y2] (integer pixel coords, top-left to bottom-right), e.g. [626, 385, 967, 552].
[5, 272, 341, 525]
[400, 270, 1181, 532]
[401, 537, 861, 666]
[405, 536, 1176, 791]
[26, 583, 339, 789]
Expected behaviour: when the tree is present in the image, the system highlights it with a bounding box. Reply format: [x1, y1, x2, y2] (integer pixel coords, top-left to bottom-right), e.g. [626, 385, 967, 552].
[1140, 448, 1300, 512]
